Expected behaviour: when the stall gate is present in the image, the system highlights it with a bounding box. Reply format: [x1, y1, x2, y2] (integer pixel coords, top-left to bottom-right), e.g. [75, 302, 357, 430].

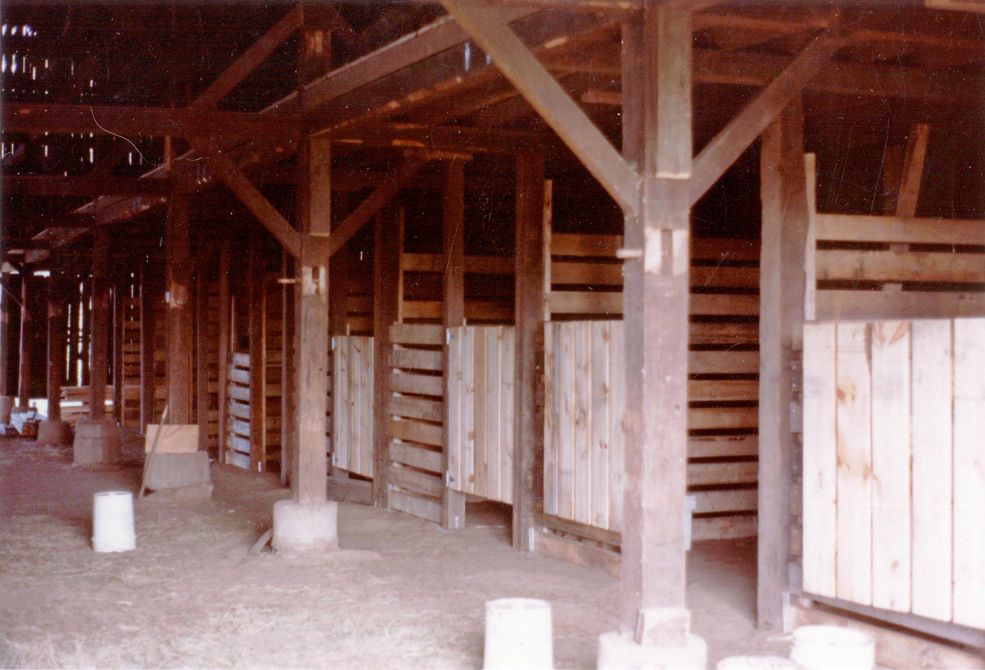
[331, 335, 375, 478]
[802, 318, 985, 630]
[446, 325, 515, 505]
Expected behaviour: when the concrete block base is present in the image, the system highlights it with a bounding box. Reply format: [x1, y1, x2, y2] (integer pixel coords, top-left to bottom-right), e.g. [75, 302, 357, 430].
[37, 419, 73, 446]
[73, 419, 121, 466]
[0, 396, 13, 423]
[272, 500, 339, 553]
[597, 632, 707, 670]
[144, 452, 211, 490]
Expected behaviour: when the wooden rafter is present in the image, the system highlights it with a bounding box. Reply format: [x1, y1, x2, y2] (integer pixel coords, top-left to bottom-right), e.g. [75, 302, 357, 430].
[195, 139, 302, 259]
[689, 32, 845, 205]
[3, 175, 169, 197]
[441, 0, 639, 215]
[330, 123, 555, 154]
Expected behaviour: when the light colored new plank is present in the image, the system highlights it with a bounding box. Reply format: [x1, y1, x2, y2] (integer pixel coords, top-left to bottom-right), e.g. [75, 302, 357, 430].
[388, 418, 442, 447]
[389, 323, 444, 346]
[589, 322, 610, 529]
[688, 406, 759, 431]
[232, 352, 250, 367]
[835, 322, 873, 606]
[692, 489, 758, 514]
[388, 463, 443, 497]
[390, 371, 443, 397]
[802, 322, 838, 598]
[687, 461, 758, 486]
[462, 326, 476, 495]
[390, 440, 443, 473]
[392, 346, 443, 372]
[446, 326, 463, 492]
[543, 322, 558, 516]
[815, 290, 985, 321]
[483, 327, 501, 501]
[952, 317, 985, 629]
[607, 320, 625, 533]
[815, 213, 985, 246]
[688, 350, 759, 375]
[473, 327, 488, 498]
[691, 515, 757, 541]
[689, 379, 758, 402]
[573, 322, 592, 525]
[549, 291, 622, 316]
[388, 488, 442, 524]
[499, 326, 515, 505]
[870, 321, 911, 612]
[688, 435, 758, 459]
[229, 367, 250, 385]
[910, 319, 953, 621]
[389, 395, 443, 422]
[333, 339, 350, 472]
[359, 337, 375, 478]
[556, 322, 575, 520]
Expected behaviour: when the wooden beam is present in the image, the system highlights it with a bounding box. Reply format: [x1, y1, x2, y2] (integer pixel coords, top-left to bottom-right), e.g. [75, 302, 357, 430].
[139, 265, 156, 430]
[3, 175, 169, 197]
[16, 274, 33, 410]
[195, 6, 303, 108]
[320, 156, 431, 259]
[441, 160, 468, 530]
[3, 103, 298, 141]
[165, 192, 194, 425]
[373, 208, 401, 508]
[46, 265, 66, 422]
[88, 228, 110, 421]
[330, 123, 554, 154]
[757, 100, 809, 630]
[513, 154, 547, 551]
[619, 4, 693, 643]
[195, 259, 211, 455]
[112, 274, 124, 424]
[0, 272, 14, 399]
[197, 139, 302, 259]
[216, 244, 231, 465]
[280, 250, 295, 486]
[248, 228, 266, 472]
[896, 124, 930, 218]
[440, 0, 640, 216]
[689, 33, 844, 205]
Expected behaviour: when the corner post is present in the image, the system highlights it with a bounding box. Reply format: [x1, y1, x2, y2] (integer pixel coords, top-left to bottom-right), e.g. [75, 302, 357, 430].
[372, 208, 400, 508]
[165, 191, 194, 424]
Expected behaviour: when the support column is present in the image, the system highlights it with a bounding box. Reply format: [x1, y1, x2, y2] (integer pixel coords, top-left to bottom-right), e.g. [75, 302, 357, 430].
[757, 100, 809, 630]
[281, 250, 296, 486]
[38, 259, 71, 445]
[74, 228, 121, 465]
[16, 271, 33, 411]
[139, 264, 156, 431]
[112, 275, 125, 424]
[512, 153, 546, 550]
[372, 208, 400, 509]
[166, 191, 194, 424]
[598, 5, 706, 668]
[248, 228, 266, 472]
[442, 160, 468, 530]
[217, 244, 231, 465]
[195, 258, 211, 455]
[0, 271, 13, 422]
[274, 134, 336, 553]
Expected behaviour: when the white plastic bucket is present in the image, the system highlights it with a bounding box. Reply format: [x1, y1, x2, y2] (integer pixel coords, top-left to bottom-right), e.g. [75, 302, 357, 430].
[92, 490, 136, 553]
[483, 598, 553, 670]
[717, 656, 797, 670]
[791, 625, 874, 670]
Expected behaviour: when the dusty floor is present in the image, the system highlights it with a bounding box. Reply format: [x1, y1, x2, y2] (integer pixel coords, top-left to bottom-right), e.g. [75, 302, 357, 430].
[0, 436, 788, 668]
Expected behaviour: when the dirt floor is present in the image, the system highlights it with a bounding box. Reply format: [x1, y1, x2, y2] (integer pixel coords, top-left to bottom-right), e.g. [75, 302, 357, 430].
[0, 436, 789, 668]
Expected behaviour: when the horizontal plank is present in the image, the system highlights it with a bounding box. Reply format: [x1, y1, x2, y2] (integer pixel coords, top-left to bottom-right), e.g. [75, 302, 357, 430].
[390, 371, 443, 397]
[232, 352, 250, 367]
[688, 350, 759, 375]
[390, 323, 444, 346]
[535, 509, 620, 546]
[690, 321, 759, 346]
[465, 302, 513, 322]
[401, 252, 513, 275]
[690, 293, 759, 316]
[226, 450, 252, 470]
[228, 384, 250, 402]
[816, 213, 985, 246]
[688, 435, 759, 459]
[818, 249, 985, 284]
[692, 515, 757, 541]
[229, 417, 250, 437]
[689, 379, 758, 402]
[227, 434, 251, 455]
[692, 489, 758, 514]
[388, 488, 442, 524]
[389, 395, 443, 422]
[532, 527, 620, 577]
[691, 265, 760, 289]
[229, 400, 251, 420]
[229, 368, 250, 385]
[687, 461, 758, 486]
[816, 289, 985, 321]
[401, 300, 442, 320]
[689, 405, 758, 430]
[388, 464, 443, 497]
[552, 261, 622, 286]
[347, 315, 373, 334]
[549, 291, 621, 315]
[390, 347, 443, 372]
[389, 418, 443, 447]
[551, 232, 620, 257]
[389, 441, 443, 472]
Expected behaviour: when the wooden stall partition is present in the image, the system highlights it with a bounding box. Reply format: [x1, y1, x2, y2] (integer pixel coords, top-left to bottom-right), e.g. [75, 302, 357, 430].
[331, 335, 375, 478]
[225, 351, 252, 470]
[802, 317, 985, 630]
[446, 325, 515, 504]
[387, 323, 445, 523]
[263, 278, 284, 471]
[118, 274, 142, 428]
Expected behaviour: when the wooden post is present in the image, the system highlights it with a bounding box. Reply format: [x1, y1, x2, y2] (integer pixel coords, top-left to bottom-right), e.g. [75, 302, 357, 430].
[248, 228, 267, 472]
[67, 275, 80, 387]
[112, 275, 125, 423]
[280, 250, 295, 486]
[442, 160, 468, 530]
[89, 228, 110, 422]
[165, 191, 194, 424]
[0, 271, 12, 398]
[757, 100, 809, 630]
[217, 244, 231, 464]
[46, 262, 66, 422]
[619, 4, 693, 643]
[291, 135, 331, 504]
[16, 272, 33, 409]
[196, 257, 211, 455]
[140, 264, 156, 430]
[372, 207, 400, 508]
[81, 277, 91, 387]
[513, 153, 546, 550]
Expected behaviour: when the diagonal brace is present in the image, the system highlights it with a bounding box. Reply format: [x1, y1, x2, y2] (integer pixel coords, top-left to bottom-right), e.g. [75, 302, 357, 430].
[441, 0, 640, 216]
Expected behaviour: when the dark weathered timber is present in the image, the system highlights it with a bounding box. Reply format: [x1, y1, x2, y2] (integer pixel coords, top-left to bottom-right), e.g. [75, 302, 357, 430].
[165, 192, 194, 425]
[372, 208, 401, 508]
[89, 229, 110, 422]
[140, 266, 156, 431]
[112, 276, 124, 424]
[441, 160, 468, 530]
[216, 244, 231, 465]
[248, 228, 267, 473]
[195, 259, 211, 455]
[280, 251, 295, 487]
[15, 275, 33, 409]
[46, 265, 65, 422]
[619, 5, 692, 641]
[0, 273, 13, 398]
[757, 101, 808, 631]
[512, 153, 547, 551]
[2, 175, 169, 198]
[440, 0, 639, 215]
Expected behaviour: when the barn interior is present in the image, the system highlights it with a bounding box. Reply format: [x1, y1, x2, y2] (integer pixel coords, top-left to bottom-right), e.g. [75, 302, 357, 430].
[1, 1, 984, 668]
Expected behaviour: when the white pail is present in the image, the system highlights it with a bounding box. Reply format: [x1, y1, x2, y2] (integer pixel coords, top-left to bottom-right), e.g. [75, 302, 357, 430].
[717, 656, 797, 670]
[483, 598, 553, 670]
[791, 625, 874, 670]
[92, 490, 136, 553]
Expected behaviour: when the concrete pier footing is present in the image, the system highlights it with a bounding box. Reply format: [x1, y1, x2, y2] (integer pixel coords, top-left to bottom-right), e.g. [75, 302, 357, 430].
[272, 500, 339, 553]
[72, 419, 121, 466]
[37, 419, 73, 446]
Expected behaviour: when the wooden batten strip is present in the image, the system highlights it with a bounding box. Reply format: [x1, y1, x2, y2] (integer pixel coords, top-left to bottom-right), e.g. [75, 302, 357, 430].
[816, 213, 985, 246]
[390, 323, 444, 346]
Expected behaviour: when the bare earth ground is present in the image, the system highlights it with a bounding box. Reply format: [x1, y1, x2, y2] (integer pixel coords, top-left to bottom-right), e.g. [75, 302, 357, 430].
[0, 436, 789, 669]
